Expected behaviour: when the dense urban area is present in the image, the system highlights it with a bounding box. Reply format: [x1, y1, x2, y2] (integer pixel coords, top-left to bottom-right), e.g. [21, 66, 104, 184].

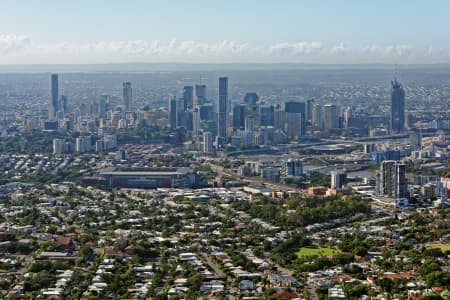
[0, 66, 449, 300]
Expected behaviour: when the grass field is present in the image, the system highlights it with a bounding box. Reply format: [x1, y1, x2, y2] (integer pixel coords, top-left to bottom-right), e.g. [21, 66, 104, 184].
[426, 243, 450, 252]
[296, 247, 341, 258]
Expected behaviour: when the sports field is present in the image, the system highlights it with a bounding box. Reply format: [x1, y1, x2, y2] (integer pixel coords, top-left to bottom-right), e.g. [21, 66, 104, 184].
[426, 243, 450, 252]
[296, 247, 341, 258]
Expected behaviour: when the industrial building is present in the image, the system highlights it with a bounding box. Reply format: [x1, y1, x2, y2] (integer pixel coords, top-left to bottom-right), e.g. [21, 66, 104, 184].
[99, 167, 197, 189]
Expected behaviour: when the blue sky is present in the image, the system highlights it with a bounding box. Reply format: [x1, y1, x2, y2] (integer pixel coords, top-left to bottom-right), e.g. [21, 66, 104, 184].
[0, 0, 449, 64]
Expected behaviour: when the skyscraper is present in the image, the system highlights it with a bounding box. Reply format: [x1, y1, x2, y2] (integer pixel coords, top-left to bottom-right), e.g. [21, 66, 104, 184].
[123, 82, 132, 111]
[390, 78, 405, 134]
[218, 77, 228, 139]
[259, 104, 275, 126]
[243, 92, 259, 106]
[274, 104, 286, 131]
[283, 101, 306, 136]
[182, 86, 194, 110]
[312, 103, 323, 129]
[331, 171, 347, 189]
[306, 99, 315, 123]
[194, 84, 207, 106]
[285, 112, 302, 138]
[379, 160, 408, 199]
[59, 95, 68, 115]
[284, 159, 303, 177]
[176, 97, 184, 126]
[203, 131, 213, 153]
[192, 107, 200, 140]
[49, 74, 59, 120]
[99, 95, 108, 119]
[233, 104, 246, 130]
[322, 104, 339, 130]
[168, 96, 177, 129]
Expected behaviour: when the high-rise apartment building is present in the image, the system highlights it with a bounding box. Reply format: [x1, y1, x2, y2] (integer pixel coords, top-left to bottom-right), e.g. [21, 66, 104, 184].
[380, 160, 408, 199]
[331, 171, 347, 189]
[53, 138, 64, 155]
[203, 131, 213, 153]
[284, 159, 303, 177]
[75, 136, 92, 153]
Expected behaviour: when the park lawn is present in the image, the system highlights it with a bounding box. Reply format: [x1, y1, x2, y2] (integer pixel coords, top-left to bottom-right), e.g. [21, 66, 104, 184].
[426, 243, 450, 252]
[296, 247, 341, 258]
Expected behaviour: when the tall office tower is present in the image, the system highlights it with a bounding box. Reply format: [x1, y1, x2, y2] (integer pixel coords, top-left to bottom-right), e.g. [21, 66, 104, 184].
[194, 84, 207, 106]
[179, 110, 193, 130]
[203, 131, 213, 153]
[192, 107, 200, 140]
[284, 159, 303, 177]
[390, 78, 405, 134]
[274, 104, 285, 131]
[285, 112, 302, 138]
[245, 116, 255, 132]
[99, 95, 108, 119]
[380, 160, 408, 199]
[183, 86, 194, 110]
[217, 77, 228, 138]
[243, 92, 259, 106]
[168, 96, 177, 129]
[233, 104, 246, 130]
[49, 74, 59, 120]
[176, 97, 184, 126]
[199, 103, 214, 121]
[306, 99, 315, 123]
[283, 101, 306, 136]
[322, 104, 339, 130]
[59, 95, 68, 115]
[331, 171, 347, 189]
[123, 82, 132, 111]
[259, 104, 275, 126]
[312, 103, 323, 129]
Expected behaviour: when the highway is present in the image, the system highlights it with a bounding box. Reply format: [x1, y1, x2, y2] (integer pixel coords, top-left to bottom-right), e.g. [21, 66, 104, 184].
[209, 162, 304, 193]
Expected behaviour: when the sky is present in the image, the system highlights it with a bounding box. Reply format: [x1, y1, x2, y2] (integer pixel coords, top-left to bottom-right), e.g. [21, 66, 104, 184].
[0, 0, 449, 64]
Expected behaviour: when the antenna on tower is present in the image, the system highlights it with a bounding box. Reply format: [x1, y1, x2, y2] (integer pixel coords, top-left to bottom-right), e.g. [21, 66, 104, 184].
[394, 63, 399, 82]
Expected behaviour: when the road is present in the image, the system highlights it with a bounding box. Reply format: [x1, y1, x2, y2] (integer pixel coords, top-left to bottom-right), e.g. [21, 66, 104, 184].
[210, 163, 304, 193]
[200, 252, 237, 300]
[307, 285, 318, 300]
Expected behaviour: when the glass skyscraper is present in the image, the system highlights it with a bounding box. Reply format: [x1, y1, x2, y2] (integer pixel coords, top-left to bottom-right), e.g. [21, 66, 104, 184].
[123, 82, 132, 111]
[218, 77, 228, 138]
[50, 74, 59, 120]
[390, 78, 405, 134]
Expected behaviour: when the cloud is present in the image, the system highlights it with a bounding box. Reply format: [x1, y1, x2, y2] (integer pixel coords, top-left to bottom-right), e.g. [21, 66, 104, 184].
[328, 42, 351, 56]
[0, 34, 31, 54]
[0, 33, 450, 63]
[269, 42, 322, 56]
[362, 44, 416, 58]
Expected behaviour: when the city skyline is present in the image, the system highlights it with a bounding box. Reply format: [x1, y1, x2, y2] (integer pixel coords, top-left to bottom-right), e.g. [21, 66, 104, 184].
[1, 1, 450, 64]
